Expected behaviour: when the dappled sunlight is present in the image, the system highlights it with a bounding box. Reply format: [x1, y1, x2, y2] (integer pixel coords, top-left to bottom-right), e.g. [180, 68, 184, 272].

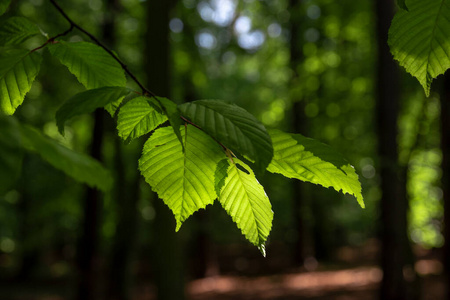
[188, 266, 382, 299]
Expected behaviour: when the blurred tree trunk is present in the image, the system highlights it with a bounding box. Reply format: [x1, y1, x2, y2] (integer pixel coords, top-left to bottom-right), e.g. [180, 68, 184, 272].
[374, 0, 411, 299]
[145, 0, 186, 299]
[289, 0, 306, 266]
[102, 0, 141, 299]
[441, 72, 450, 299]
[76, 109, 104, 300]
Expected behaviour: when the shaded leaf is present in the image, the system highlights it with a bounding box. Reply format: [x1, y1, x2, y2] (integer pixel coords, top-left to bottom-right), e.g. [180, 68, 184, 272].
[214, 158, 230, 196]
[20, 124, 113, 191]
[0, 48, 42, 115]
[0, 116, 23, 194]
[48, 41, 126, 89]
[157, 96, 183, 147]
[139, 125, 224, 230]
[56, 86, 131, 134]
[217, 158, 273, 256]
[179, 100, 273, 172]
[117, 96, 167, 142]
[397, 0, 408, 10]
[0, 0, 11, 16]
[267, 129, 364, 208]
[0, 17, 41, 46]
[389, 0, 450, 96]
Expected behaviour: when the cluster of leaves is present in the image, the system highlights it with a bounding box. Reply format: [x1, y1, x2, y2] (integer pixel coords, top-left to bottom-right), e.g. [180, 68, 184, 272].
[0, 0, 364, 255]
[391, 0, 450, 96]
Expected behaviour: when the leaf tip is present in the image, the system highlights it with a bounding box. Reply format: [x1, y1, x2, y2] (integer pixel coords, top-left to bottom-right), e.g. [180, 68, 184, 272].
[258, 243, 267, 257]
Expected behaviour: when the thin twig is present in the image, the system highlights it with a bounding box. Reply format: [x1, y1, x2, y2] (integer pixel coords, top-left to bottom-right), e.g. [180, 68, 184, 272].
[48, 0, 156, 97]
[31, 25, 74, 52]
[47, 0, 231, 155]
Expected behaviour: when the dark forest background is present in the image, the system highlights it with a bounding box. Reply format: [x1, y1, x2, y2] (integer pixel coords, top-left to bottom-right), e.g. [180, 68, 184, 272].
[0, 0, 449, 299]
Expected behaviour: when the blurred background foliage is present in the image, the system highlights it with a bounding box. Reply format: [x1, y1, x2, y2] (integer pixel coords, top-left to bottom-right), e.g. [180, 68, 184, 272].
[0, 0, 446, 299]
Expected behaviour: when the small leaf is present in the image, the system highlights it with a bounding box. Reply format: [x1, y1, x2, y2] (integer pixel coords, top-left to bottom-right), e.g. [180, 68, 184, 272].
[179, 100, 273, 172]
[139, 125, 225, 230]
[389, 0, 450, 96]
[0, 0, 11, 16]
[218, 158, 273, 256]
[157, 96, 183, 147]
[117, 96, 167, 142]
[0, 48, 42, 115]
[0, 17, 41, 46]
[267, 129, 364, 208]
[56, 86, 131, 134]
[20, 124, 113, 191]
[48, 41, 126, 89]
[397, 0, 408, 10]
[0, 116, 23, 194]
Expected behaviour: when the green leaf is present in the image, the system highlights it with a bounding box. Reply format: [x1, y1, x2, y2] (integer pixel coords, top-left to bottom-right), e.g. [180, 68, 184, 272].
[397, 0, 408, 11]
[214, 158, 230, 196]
[56, 86, 131, 134]
[20, 124, 113, 191]
[117, 96, 167, 142]
[139, 125, 225, 231]
[0, 0, 11, 16]
[179, 100, 273, 172]
[48, 41, 126, 89]
[0, 116, 23, 194]
[267, 129, 364, 208]
[0, 17, 41, 46]
[157, 96, 183, 147]
[388, 0, 450, 96]
[0, 48, 42, 115]
[216, 158, 273, 256]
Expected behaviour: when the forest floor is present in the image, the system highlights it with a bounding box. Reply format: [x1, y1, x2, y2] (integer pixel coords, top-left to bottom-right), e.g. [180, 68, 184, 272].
[0, 262, 445, 300]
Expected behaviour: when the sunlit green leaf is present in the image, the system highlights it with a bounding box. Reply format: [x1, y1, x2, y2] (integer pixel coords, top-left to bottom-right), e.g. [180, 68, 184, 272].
[267, 129, 364, 208]
[0, 17, 41, 46]
[56, 86, 131, 134]
[0, 0, 11, 16]
[20, 124, 113, 191]
[48, 41, 126, 89]
[117, 96, 167, 142]
[0, 116, 23, 194]
[139, 125, 225, 230]
[216, 158, 273, 256]
[179, 100, 273, 172]
[389, 0, 450, 96]
[0, 48, 42, 115]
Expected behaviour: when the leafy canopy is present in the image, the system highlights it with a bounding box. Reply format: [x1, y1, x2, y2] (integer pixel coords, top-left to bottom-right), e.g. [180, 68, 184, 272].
[0, 0, 370, 254]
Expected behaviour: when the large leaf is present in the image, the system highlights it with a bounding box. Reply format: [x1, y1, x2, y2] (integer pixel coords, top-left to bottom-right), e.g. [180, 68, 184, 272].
[117, 96, 167, 142]
[0, 116, 23, 194]
[139, 125, 225, 230]
[56, 87, 131, 134]
[389, 0, 450, 96]
[0, 0, 11, 16]
[216, 158, 273, 256]
[0, 17, 40, 46]
[48, 41, 126, 89]
[267, 129, 364, 208]
[20, 124, 113, 191]
[0, 49, 42, 115]
[179, 100, 273, 172]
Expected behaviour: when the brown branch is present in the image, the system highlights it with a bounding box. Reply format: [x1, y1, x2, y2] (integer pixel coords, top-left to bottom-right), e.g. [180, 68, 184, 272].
[48, 0, 156, 97]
